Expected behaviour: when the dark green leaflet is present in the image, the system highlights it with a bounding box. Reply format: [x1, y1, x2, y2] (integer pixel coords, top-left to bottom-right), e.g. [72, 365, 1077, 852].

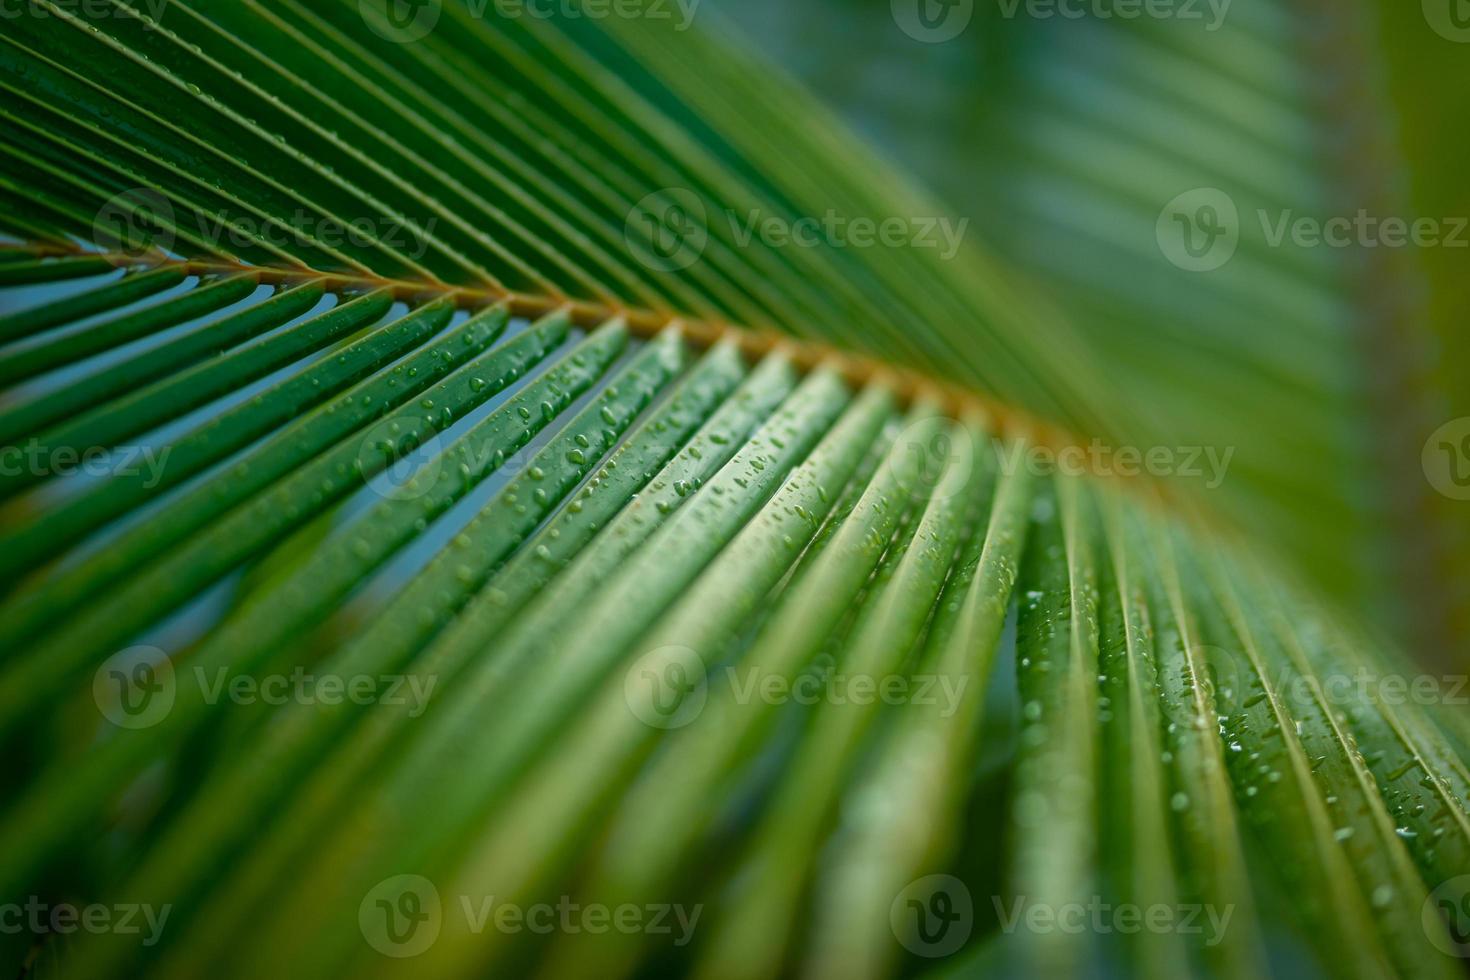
[696, 416, 983, 979]
[0, 297, 510, 638]
[1135, 511, 1267, 980]
[0, 254, 116, 286]
[360, 380, 896, 980]
[0, 279, 326, 475]
[227, 367, 854, 978]
[802, 441, 1029, 980]
[0, 315, 623, 898]
[1199, 547, 1457, 979]
[1009, 475, 1101, 975]
[1175, 531, 1400, 979]
[0, 286, 400, 582]
[1095, 491, 1194, 980]
[143, 339, 764, 978]
[0, 271, 258, 386]
[63, 327, 697, 979]
[0, 264, 184, 344]
[540, 404, 921, 980]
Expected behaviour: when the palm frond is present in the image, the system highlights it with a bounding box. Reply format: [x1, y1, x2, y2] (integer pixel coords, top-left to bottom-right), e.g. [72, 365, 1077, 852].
[0, 2, 1465, 978]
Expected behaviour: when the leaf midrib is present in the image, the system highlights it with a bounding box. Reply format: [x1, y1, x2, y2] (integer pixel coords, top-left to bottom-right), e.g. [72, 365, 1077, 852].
[5, 241, 1105, 451]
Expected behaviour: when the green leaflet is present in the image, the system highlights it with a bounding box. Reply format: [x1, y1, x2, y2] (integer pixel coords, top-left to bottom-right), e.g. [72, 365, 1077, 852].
[1095, 491, 1198, 980]
[540, 404, 922, 980]
[1179, 532, 1400, 979]
[0, 271, 258, 385]
[64, 326, 694, 979]
[0, 254, 116, 285]
[143, 339, 762, 978]
[803, 438, 1030, 980]
[1008, 474, 1102, 975]
[695, 414, 984, 979]
[225, 366, 854, 978]
[0, 279, 326, 481]
[404, 381, 896, 980]
[1200, 547, 1457, 979]
[0, 297, 508, 634]
[0, 264, 185, 344]
[1138, 511, 1267, 980]
[0, 309, 595, 894]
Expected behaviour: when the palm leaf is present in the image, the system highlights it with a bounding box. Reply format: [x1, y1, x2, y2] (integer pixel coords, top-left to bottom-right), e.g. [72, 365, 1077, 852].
[0, 1, 1465, 978]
